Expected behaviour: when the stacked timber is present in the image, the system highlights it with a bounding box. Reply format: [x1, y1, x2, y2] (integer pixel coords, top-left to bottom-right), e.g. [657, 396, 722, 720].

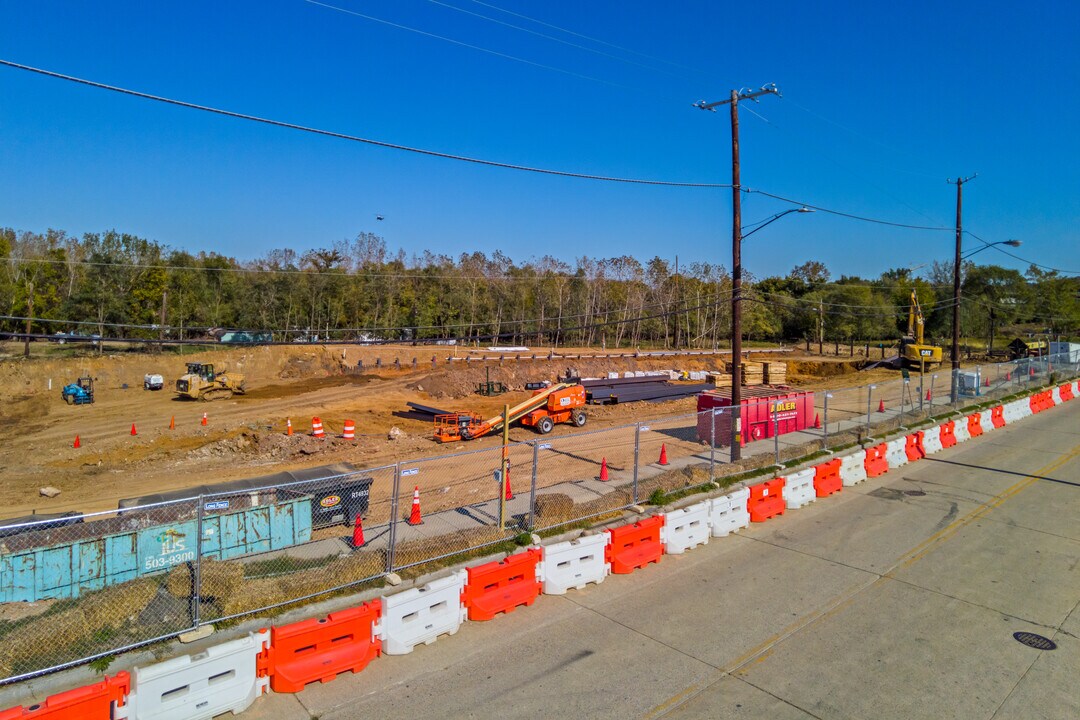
[762, 361, 787, 385]
[726, 361, 764, 386]
[706, 372, 732, 387]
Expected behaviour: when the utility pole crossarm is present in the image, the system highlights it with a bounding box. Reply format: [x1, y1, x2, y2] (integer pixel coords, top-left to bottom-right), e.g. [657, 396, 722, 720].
[694, 84, 781, 111]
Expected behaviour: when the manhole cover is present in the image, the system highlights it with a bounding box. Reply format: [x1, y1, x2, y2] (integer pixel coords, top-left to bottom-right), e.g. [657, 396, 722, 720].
[903, 489, 926, 496]
[1013, 632, 1057, 650]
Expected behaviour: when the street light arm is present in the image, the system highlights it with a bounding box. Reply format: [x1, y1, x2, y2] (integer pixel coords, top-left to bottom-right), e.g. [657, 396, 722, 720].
[960, 239, 1022, 261]
[742, 207, 813, 238]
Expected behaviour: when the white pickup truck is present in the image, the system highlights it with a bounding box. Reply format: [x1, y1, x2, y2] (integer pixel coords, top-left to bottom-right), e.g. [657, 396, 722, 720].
[144, 373, 164, 391]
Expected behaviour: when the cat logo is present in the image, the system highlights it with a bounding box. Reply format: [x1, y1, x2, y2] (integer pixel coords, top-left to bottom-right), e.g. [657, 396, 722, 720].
[320, 495, 342, 508]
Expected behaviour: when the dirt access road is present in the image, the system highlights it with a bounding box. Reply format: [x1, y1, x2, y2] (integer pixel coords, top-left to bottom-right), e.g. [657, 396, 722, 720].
[0, 342, 896, 519]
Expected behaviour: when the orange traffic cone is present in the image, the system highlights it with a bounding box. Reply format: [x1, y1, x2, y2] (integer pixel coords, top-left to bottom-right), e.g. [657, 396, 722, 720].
[926, 390, 932, 401]
[201, 412, 208, 426]
[73, 435, 81, 449]
[504, 467, 513, 501]
[130, 423, 138, 436]
[352, 514, 365, 548]
[599, 457, 609, 481]
[169, 415, 175, 430]
[407, 486, 423, 525]
[1029, 366, 1036, 378]
[658, 443, 669, 466]
[984, 376, 990, 387]
[286, 418, 293, 436]
[813, 413, 821, 429]
[1005, 371, 1011, 381]
[878, 399, 885, 413]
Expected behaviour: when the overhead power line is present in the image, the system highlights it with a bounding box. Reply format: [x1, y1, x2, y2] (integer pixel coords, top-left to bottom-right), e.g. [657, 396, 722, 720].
[964, 231, 1080, 275]
[0, 58, 724, 189]
[745, 189, 953, 231]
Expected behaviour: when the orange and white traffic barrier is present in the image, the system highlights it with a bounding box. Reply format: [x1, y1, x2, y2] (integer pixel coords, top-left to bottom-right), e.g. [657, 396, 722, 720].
[311, 417, 325, 438]
[342, 419, 355, 440]
[407, 486, 423, 525]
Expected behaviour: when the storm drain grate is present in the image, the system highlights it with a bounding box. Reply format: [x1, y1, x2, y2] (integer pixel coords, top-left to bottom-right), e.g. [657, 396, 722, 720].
[1013, 632, 1057, 650]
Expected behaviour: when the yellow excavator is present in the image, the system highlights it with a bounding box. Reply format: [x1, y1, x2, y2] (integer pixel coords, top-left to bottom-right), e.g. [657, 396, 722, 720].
[899, 290, 942, 369]
[175, 362, 246, 401]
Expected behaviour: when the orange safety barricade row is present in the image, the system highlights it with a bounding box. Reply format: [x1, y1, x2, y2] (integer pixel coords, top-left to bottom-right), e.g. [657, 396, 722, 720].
[967, 412, 984, 438]
[464, 548, 542, 620]
[813, 458, 842, 497]
[262, 602, 382, 693]
[1059, 383, 1074, 402]
[863, 443, 889, 478]
[0, 673, 128, 720]
[905, 431, 926, 461]
[605, 516, 664, 574]
[748, 479, 786, 522]
[991, 405, 1006, 429]
[1030, 391, 1053, 413]
[940, 421, 957, 449]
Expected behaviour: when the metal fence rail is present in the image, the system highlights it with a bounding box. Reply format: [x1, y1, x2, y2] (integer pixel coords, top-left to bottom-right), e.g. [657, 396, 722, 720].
[1, 352, 1077, 683]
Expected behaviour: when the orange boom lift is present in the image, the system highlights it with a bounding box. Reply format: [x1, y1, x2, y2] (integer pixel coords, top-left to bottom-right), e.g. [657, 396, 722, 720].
[434, 383, 587, 443]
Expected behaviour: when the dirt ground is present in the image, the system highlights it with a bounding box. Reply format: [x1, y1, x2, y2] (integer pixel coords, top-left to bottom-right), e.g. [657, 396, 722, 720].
[0, 341, 907, 518]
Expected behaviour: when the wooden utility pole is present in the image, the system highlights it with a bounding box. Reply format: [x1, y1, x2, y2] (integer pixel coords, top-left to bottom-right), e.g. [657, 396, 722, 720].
[948, 174, 976, 402]
[818, 299, 824, 354]
[24, 280, 33, 358]
[695, 84, 780, 461]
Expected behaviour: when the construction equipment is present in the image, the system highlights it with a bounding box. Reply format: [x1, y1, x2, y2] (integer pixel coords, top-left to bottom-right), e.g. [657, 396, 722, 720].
[60, 376, 95, 405]
[433, 383, 587, 442]
[174, 362, 246, 401]
[899, 290, 942, 369]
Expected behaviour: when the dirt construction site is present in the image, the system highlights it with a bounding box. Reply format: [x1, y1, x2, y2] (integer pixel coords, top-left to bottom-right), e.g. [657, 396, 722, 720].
[0, 342, 903, 521]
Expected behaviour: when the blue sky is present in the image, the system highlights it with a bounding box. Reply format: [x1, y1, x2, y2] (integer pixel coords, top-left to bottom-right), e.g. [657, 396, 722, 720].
[1, 1, 1077, 278]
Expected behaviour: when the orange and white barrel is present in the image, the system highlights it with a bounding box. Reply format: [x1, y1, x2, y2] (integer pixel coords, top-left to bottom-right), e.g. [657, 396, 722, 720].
[311, 417, 325, 438]
[343, 419, 355, 440]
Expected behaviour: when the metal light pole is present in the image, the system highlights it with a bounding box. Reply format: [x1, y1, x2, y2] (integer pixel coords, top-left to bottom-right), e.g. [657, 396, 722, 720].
[694, 84, 783, 461]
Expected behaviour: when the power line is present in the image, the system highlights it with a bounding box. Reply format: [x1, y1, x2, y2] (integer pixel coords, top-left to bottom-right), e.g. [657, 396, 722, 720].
[744, 188, 953, 231]
[303, 0, 642, 92]
[0, 58, 726, 189]
[423, 0, 693, 81]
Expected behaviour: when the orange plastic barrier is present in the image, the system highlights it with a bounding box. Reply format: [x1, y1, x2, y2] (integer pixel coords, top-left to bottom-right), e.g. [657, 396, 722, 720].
[1060, 383, 1074, 402]
[0, 673, 129, 720]
[1030, 391, 1053, 413]
[813, 459, 842, 497]
[747, 479, 786, 522]
[263, 602, 382, 693]
[905, 431, 926, 461]
[967, 412, 984, 438]
[604, 516, 664, 574]
[990, 406, 1006, 429]
[939, 421, 957, 449]
[463, 548, 542, 620]
[863, 443, 889, 478]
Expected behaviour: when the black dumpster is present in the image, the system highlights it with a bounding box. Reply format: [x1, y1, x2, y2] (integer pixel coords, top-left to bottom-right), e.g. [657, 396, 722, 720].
[283, 476, 374, 529]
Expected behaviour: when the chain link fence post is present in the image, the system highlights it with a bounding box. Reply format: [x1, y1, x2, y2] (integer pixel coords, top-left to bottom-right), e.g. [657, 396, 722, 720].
[528, 441, 539, 531]
[823, 391, 830, 449]
[386, 462, 402, 573]
[632, 422, 641, 504]
[192, 494, 204, 628]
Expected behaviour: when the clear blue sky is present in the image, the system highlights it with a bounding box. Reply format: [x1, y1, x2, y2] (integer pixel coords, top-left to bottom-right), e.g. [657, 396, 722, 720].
[1, 1, 1077, 278]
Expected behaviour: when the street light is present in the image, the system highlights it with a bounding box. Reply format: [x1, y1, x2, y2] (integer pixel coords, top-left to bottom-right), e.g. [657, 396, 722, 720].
[743, 207, 814, 238]
[951, 235, 1023, 401]
[961, 239, 1022, 261]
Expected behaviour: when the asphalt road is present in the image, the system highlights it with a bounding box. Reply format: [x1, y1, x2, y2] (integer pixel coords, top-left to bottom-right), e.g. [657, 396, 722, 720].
[249, 398, 1080, 720]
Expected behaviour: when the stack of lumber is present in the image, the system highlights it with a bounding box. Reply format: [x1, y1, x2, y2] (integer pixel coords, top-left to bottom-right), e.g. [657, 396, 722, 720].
[762, 361, 787, 385]
[726, 361, 764, 386]
[706, 372, 732, 387]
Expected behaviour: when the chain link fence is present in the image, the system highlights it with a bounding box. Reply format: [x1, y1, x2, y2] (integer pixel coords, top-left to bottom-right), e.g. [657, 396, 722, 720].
[1, 352, 1078, 683]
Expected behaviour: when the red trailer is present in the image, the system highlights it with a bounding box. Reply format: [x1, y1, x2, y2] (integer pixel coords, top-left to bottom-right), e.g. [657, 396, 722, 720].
[697, 386, 815, 447]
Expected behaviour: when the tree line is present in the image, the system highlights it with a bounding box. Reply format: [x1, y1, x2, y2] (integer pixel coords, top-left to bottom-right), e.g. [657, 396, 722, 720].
[1, 227, 1077, 350]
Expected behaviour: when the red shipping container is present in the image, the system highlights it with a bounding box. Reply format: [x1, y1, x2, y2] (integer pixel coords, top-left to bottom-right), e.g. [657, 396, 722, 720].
[697, 386, 815, 447]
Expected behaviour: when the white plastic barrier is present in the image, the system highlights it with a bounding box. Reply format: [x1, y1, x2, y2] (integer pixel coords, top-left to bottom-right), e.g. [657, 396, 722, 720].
[923, 427, 944, 454]
[1052, 386, 1062, 404]
[709, 487, 750, 537]
[381, 570, 467, 655]
[953, 419, 971, 443]
[1011, 399, 1032, 421]
[119, 630, 269, 720]
[979, 409, 995, 433]
[540, 533, 610, 595]
[781, 468, 816, 510]
[885, 438, 909, 468]
[1001, 401, 1021, 424]
[663, 501, 711, 554]
[839, 451, 868, 487]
